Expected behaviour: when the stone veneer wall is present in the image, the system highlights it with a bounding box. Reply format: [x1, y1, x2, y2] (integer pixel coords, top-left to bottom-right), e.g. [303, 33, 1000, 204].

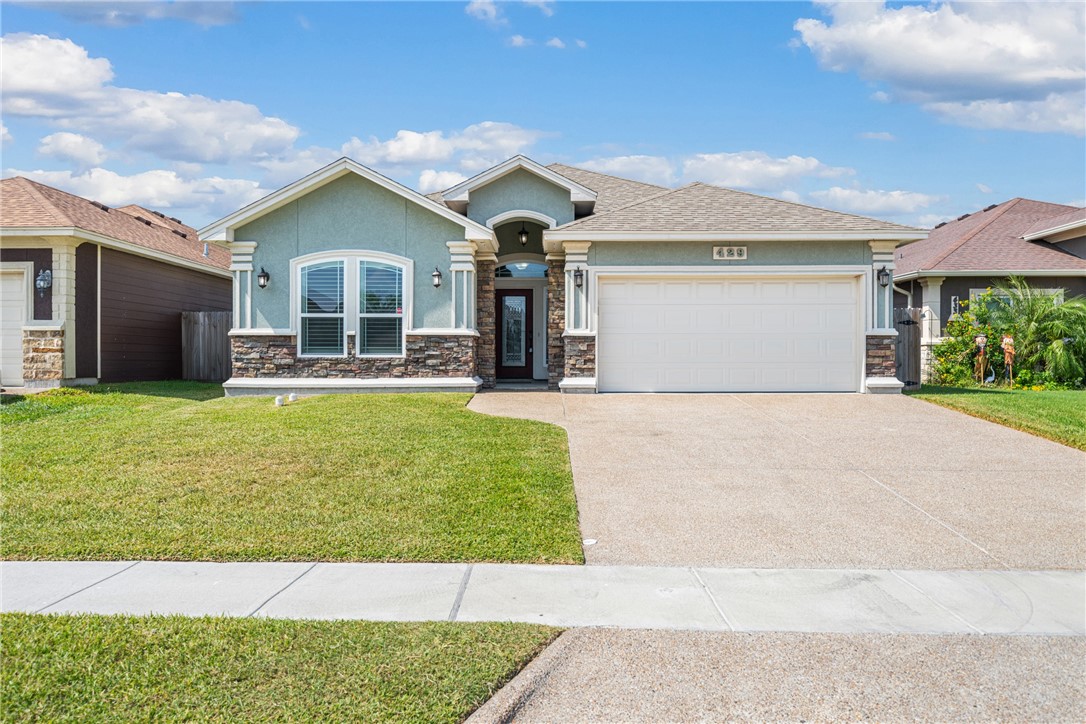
[564, 336, 596, 380]
[22, 327, 64, 388]
[231, 334, 476, 378]
[865, 335, 897, 377]
[546, 259, 565, 390]
[475, 259, 496, 388]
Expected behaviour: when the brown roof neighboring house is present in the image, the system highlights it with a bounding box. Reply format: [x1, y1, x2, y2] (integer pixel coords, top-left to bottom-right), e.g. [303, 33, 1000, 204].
[1021, 206, 1086, 240]
[895, 198, 1086, 278]
[0, 177, 229, 271]
[552, 181, 920, 234]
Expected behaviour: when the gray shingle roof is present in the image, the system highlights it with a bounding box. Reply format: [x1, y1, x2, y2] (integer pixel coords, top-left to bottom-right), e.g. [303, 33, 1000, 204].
[545, 163, 666, 214]
[554, 181, 920, 233]
[895, 198, 1086, 275]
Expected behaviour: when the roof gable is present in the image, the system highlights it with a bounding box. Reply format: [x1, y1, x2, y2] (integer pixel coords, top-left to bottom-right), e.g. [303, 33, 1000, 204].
[440, 155, 598, 208]
[199, 157, 495, 247]
[546, 163, 666, 214]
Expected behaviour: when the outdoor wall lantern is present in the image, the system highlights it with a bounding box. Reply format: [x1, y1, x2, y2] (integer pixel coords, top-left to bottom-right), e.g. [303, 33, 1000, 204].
[518, 222, 529, 246]
[35, 269, 52, 298]
[573, 268, 584, 288]
[877, 266, 890, 288]
[432, 267, 443, 288]
[257, 267, 270, 289]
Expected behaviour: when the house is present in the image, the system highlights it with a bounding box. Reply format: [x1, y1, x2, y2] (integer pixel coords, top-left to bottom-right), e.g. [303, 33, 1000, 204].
[0, 177, 232, 388]
[892, 198, 1086, 377]
[200, 156, 926, 396]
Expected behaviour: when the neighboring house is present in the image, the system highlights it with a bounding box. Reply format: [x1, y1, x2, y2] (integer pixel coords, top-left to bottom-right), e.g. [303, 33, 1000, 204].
[0, 177, 232, 388]
[201, 155, 925, 396]
[892, 198, 1086, 377]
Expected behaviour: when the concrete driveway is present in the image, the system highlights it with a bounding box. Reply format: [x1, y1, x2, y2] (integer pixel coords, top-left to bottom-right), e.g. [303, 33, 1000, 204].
[468, 392, 1085, 570]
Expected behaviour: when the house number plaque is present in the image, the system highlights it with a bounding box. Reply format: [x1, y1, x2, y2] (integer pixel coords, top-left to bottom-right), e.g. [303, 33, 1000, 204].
[713, 246, 747, 260]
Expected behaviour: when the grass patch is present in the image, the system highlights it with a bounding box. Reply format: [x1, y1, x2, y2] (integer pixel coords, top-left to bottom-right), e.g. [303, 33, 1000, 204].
[1, 613, 557, 722]
[909, 385, 1086, 450]
[1, 383, 583, 563]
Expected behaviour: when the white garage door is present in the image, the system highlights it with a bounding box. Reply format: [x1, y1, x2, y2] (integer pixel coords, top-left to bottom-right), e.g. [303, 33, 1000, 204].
[1, 270, 28, 386]
[597, 276, 860, 392]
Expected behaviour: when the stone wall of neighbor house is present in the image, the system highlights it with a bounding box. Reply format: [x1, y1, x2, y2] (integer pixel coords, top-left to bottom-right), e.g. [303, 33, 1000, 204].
[564, 335, 596, 380]
[22, 327, 64, 388]
[475, 259, 496, 387]
[231, 334, 476, 378]
[866, 334, 896, 377]
[547, 258, 565, 390]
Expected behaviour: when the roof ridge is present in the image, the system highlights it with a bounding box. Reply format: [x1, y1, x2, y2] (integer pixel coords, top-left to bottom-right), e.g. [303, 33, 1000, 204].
[554, 183, 693, 229]
[693, 181, 920, 231]
[15, 177, 73, 226]
[547, 162, 668, 192]
[924, 199, 1021, 271]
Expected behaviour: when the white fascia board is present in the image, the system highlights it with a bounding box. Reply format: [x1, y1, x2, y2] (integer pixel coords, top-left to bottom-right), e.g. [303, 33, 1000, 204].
[543, 230, 928, 243]
[441, 155, 598, 204]
[1, 226, 232, 278]
[198, 157, 495, 247]
[1021, 218, 1086, 241]
[894, 269, 1086, 282]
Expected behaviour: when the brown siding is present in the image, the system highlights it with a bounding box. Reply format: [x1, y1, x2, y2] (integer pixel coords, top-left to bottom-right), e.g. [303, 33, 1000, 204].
[939, 276, 1086, 332]
[99, 248, 231, 382]
[0, 248, 51, 320]
[75, 243, 98, 378]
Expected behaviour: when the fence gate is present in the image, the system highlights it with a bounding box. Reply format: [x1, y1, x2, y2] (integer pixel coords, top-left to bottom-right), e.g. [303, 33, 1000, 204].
[182, 311, 231, 381]
[894, 307, 921, 390]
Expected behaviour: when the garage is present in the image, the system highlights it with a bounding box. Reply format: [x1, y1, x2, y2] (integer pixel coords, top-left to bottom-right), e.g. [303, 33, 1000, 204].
[1, 268, 28, 386]
[596, 275, 861, 392]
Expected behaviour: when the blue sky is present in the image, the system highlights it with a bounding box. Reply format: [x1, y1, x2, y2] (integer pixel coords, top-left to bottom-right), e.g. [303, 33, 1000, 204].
[2, 1, 1084, 228]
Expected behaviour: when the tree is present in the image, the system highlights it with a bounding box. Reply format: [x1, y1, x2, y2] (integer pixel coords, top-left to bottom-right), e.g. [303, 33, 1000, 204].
[991, 276, 1086, 386]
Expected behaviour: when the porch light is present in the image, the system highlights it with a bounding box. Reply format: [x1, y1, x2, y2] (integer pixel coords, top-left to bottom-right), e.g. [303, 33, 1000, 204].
[518, 222, 529, 246]
[257, 267, 270, 289]
[573, 268, 584, 288]
[35, 269, 52, 298]
[877, 266, 890, 288]
[432, 267, 443, 288]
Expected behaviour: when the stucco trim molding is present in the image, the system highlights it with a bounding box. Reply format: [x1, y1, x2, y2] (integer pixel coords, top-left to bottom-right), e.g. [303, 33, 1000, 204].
[558, 376, 597, 393]
[485, 209, 559, 230]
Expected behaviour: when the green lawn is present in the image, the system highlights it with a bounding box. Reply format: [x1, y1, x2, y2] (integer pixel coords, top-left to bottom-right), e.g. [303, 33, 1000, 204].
[909, 385, 1086, 451]
[1, 382, 583, 563]
[1, 613, 557, 722]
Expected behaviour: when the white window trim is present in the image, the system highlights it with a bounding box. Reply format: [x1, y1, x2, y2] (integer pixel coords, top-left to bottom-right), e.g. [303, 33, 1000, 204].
[290, 250, 414, 359]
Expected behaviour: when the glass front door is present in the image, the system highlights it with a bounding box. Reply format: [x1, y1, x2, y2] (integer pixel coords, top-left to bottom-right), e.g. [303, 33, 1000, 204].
[496, 289, 533, 379]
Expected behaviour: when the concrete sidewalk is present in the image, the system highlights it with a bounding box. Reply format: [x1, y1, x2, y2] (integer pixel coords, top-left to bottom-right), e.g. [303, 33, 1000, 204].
[3, 561, 1082, 635]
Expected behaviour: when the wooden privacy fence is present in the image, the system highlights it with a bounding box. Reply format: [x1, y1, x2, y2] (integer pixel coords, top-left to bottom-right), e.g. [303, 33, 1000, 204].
[182, 311, 231, 381]
[894, 307, 921, 390]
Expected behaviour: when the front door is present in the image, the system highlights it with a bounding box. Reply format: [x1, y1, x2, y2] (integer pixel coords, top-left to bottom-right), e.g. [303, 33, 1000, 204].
[496, 289, 533, 379]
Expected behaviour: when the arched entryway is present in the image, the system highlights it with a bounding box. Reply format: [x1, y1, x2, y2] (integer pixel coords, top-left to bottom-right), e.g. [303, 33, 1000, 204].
[493, 256, 548, 382]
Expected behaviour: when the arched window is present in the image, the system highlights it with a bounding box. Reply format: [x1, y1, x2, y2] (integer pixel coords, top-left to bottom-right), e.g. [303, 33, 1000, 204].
[495, 262, 548, 278]
[295, 252, 410, 357]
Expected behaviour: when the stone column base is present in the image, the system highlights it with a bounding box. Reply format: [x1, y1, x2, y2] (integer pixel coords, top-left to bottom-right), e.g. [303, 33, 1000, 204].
[22, 325, 65, 388]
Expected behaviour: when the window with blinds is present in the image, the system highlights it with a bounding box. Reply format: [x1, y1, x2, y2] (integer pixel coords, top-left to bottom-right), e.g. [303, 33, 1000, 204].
[359, 261, 404, 355]
[300, 260, 344, 355]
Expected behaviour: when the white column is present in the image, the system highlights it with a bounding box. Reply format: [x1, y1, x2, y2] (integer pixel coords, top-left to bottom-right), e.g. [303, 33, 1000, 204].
[229, 242, 257, 331]
[51, 240, 77, 378]
[446, 241, 477, 330]
[868, 240, 898, 332]
[919, 276, 945, 343]
[562, 241, 592, 332]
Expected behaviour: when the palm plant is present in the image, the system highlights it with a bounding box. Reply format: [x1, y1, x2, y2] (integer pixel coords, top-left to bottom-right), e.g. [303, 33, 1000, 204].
[990, 276, 1086, 385]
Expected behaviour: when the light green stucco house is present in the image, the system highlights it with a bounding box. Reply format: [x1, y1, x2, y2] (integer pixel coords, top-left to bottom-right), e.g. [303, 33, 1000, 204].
[199, 155, 925, 395]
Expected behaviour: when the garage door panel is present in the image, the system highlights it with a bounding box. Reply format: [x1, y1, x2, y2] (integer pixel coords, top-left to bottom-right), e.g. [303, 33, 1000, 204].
[598, 276, 859, 393]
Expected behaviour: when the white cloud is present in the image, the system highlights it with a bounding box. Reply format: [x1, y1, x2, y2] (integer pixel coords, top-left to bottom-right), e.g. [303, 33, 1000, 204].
[465, 0, 504, 26]
[524, 0, 554, 17]
[682, 151, 853, 189]
[809, 187, 940, 216]
[976, 183, 993, 194]
[870, 90, 891, 103]
[859, 131, 895, 141]
[254, 146, 341, 187]
[38, 132, 106, 168]
[7, 167, 266, 224]
[18, 1, 239, 27]
[778, 190, 803, 204]
[418, 169, 468, 194]
[509, 34, 532, 47]
[545, 37, 565, 49]
[341, 122, 546, 173]
[575, 39, 588, 49]
[916, 213, 957, 229]
[578, 155, 676, 186]
[1, 33, 300, 164]
[1, 124, 11, 144]
[795, 2, 1086, 135]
